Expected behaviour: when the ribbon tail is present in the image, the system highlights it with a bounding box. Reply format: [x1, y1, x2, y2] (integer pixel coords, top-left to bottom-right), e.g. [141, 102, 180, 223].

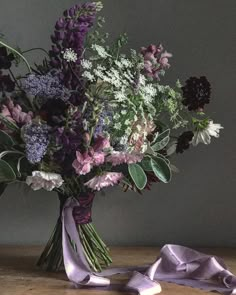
[62, 198, 110, 287]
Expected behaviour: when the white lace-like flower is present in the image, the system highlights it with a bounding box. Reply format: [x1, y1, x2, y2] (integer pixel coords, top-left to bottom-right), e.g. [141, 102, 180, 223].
[26, 171, 64, 191]
[82, 71, 95, 81]
[81, 59, 93, 69]
[62, 48, 77, 63]
[92, 44, 111, 59]
[94, 1, 103, 12]
[192, 121, 223, 146]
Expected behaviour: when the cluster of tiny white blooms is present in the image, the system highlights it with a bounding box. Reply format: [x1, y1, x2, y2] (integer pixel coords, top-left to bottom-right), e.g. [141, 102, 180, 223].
[82, 71, 95, 82]
[114, 122, 122, 129]
[94, 1, 103, 11]
[114, 57, 132, 69]
[120, 136, 128, 145]
[81, 59, 93, 69]
[140, 84, 157, 103]
[62, 48, 78, 63]
[92, 44, 111, 59]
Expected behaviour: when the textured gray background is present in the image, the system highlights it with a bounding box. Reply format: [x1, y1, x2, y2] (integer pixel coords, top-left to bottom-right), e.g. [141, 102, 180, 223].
[0, 0, 235, 246]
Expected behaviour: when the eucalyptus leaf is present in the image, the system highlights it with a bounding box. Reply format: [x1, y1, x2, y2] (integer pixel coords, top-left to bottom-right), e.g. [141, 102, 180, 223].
[151, 157, 171, 183]
[0, 159, 16, 182]
[0, 183, 7, 197]
[151, 136, 170, 151]
[141, 157, 153, 171]
[0, 130, 15, 146]
[152, 129, 170, 144]
[128, 163, 147, 190]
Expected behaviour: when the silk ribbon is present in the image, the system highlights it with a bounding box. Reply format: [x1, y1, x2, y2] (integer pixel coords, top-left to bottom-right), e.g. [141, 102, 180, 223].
[62, 197, 236, 295]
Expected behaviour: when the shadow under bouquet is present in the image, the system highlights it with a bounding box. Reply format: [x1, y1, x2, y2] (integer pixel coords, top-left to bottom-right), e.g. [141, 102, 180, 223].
[0, 1, 223, 274]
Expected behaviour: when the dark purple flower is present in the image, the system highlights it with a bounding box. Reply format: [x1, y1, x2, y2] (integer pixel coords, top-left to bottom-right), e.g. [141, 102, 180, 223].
[49, 2, 99, 104]
[0, 71, 15, 92]
[176, 131, 194, 153]
[0, 47, 14, 70]
[23, 122, 50, 164]
[39, 99, 67, 127]
[182, 76, 211, 111]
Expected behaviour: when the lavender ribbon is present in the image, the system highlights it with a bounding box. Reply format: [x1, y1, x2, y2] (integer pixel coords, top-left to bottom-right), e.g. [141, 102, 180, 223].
[62, 198, 236, 295]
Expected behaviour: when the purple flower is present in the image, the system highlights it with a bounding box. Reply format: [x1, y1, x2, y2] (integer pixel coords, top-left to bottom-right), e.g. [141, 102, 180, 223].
[0, 71, 15, 92]
[176, 131, 194, 154]
[72, 151, 94, 175]
[24, 73, 70, 101]
[23, 122, 50, 164]
[141, 44, 172, 80]
[49, 2, 99, 104]
[85, 172, 123, 191]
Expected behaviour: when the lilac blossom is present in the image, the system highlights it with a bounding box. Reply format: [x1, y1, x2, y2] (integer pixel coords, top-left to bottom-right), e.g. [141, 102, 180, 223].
[85, 172, 123, 191]
[23, 122, 50, 164]
[106, 152, 143, 166]
[141, 44, 172, 80]
[24, 73, 70, 101]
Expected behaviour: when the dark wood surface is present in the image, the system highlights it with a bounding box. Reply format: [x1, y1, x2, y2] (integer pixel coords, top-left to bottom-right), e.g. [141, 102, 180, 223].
[0, 246, 236, 295]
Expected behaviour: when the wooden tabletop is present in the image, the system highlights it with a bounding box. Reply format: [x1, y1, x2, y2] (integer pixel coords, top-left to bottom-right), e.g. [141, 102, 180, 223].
[0, 246, 236, 295]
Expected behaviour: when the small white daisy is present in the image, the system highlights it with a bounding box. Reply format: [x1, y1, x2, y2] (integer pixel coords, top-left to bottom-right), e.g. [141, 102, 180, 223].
[192, 121, 223, 146]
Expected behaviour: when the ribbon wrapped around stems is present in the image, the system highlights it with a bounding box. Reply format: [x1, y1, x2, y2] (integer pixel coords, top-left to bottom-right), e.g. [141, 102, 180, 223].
[62, 198, 236, 295]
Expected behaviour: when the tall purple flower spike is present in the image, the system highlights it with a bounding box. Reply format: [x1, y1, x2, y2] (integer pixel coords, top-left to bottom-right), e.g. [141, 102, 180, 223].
[62, 198, 236, 295]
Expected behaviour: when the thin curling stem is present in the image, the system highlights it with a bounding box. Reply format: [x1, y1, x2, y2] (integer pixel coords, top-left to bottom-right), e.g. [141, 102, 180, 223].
[0, 40, 32, 73]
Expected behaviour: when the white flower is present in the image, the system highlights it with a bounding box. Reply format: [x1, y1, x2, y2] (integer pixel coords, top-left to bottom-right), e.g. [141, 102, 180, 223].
[26, 171, 64, 191]
[121, 109, 127, 115]
[82, 71, 95, 82]
[92, 44, 111, 59]
[192, 121, 223, 146]
[94, 1, 103, 12]
[81, 59, 93, 69]
[62, 48, 78, 63]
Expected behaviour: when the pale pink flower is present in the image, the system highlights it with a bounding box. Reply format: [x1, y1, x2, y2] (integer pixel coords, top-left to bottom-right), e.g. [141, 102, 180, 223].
[106, 152, 143, 166]
[92, 151, 105, 166]
[72, 151, 93, 175]
[93, 135, 110, 151]
[85, 172, 123, 191]
[0, 98, 33, 125]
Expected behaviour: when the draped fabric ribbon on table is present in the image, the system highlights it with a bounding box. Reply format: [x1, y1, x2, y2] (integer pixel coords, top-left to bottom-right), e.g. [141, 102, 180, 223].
[62, 198, 236, 295]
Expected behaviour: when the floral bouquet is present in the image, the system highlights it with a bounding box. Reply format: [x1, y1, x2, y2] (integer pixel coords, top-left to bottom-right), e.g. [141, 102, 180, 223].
[0, 1, 222, 274]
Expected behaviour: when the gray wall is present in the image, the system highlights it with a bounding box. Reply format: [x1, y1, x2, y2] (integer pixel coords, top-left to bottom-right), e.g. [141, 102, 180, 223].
[0, 0, 235, 246]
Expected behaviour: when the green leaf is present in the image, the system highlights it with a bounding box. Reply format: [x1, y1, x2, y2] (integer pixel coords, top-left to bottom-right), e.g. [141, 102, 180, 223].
[128, 163, 147, 190]
[155, 153, 170, 165]
[141, 157, 153, 171]
[0, 183, 7, 197]
[151, 129, 170, 152]
[0, 130, 15, 146]
[151, 157, 172, 183]
[0, 159, 16, 182]
[0, 114, 19, 132]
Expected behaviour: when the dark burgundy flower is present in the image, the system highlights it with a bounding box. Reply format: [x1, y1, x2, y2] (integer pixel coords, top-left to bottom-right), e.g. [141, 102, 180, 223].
[182, 76, 211, 111]
[176, 131, 194, 154]
[0, 71, 15, 92]
[0, 47, 14, 70]
[39, 99, 67, 127]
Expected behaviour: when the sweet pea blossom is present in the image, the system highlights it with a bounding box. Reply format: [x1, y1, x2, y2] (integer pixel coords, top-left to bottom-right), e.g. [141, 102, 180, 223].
[192, 121, 223, 146]
[141, 44, 172, 80]
[106, 152, 143, 166]
[26, 171, 64, 191]
[72, 137, 110, 175]
[72, 151, 94, 175]
[0, 97, 33, 126]
[85, 172, 123, 191]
